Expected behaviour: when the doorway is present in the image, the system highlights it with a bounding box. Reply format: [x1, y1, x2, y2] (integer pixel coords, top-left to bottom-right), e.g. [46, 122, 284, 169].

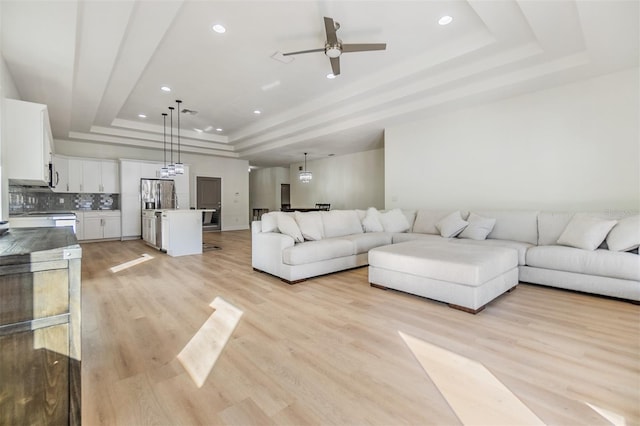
[281, 184, 290, 210]
[197, 177, 221, 231]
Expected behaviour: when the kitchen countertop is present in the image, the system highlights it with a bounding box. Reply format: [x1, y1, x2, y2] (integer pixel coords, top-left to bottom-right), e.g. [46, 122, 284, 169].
[0, 227, 80, 265]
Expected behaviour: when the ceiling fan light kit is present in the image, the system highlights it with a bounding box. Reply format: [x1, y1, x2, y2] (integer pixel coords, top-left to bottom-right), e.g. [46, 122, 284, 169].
[282, 16, 386, 76]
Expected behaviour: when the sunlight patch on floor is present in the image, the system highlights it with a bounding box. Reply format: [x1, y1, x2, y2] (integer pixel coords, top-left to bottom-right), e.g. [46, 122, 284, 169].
[178, 296, 243, 388]
[585, 402, 626, 426]
[109, 253, 154, 273]
[399, 331, 545, 426]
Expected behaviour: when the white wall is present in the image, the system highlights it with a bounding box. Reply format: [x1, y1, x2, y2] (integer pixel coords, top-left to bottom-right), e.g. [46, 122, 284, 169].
[249, 166, 289, 213]
[290, 149, 384, 210]
[55, 139, 250, 230]
[385, 68, 639, 212]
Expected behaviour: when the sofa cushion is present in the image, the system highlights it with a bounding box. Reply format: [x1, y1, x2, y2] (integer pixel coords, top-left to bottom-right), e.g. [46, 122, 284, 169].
[436, 211, 468, 238]
[261, 212, 280, 233]
[338, 232, 392, 254]
[413, 210, 466, 234]
[294, 211, 324, 241]
[362, 207, 384, 233]
[392, 233, 450, 244]
[557, 214, 617, 251]
[322, 210, 364, 238]
[606, 215, 640, 252]
[282, 239, 354, 265]
[277, 214, 304, 243]
[380, 209, 411, 233]
[474, 210, 539, 245]
[537, 211, 575, 246]
[451, 238, 533, 266]
[526, 245, 640, 281]
[401, 209, 417, 232]
[458, 212, 496, 241]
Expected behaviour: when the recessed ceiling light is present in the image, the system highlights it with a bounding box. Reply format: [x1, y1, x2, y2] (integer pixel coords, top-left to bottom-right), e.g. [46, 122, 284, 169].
[438, 15, 453, 26]
[326, 73, 336, 79]
[194, 128, 203, 133]
[138, 114, 147, 118]
[253, 110, 261, 115]
[212, 24, 226, 34]
[161, 86, 171, 92]
[216, 128, 223, 132]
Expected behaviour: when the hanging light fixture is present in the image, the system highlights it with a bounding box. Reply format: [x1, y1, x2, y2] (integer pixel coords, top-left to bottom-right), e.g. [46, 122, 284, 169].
[167, 106, 176, 176]
[174, 99, 184, 175]
[160, 113, 169, 178]
[299, 152, 312, 183]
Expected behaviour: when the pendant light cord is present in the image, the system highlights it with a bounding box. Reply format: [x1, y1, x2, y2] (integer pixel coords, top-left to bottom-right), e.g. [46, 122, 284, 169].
[176, 100, 182, 163]
[162, 113, 167, 166]
[169, 106, 174, 164]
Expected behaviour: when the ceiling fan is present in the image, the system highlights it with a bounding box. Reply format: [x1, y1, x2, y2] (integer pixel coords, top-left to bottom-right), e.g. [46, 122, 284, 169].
[283, 17, 386, 76]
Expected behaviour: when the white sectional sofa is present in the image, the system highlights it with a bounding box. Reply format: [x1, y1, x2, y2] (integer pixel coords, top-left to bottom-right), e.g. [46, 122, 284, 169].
[251, 208, 639, 302]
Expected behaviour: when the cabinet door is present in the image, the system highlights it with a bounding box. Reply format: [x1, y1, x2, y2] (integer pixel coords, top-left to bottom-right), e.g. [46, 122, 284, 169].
[120, 161, 142, 196]
[101, 161, 119, 193]
[121, 195, 141, 238]
[51, 156, 69, 193]
[4, 99, 49, 185]
[74, 212, 84, 240]
[82, 160, 102, 193]
[68, 159, 83, 193]
[103, 215, 121, 239]
[82, 216, 103, 240]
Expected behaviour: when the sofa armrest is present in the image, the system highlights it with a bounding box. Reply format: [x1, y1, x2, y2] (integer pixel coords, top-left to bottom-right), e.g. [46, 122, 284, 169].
[252, 220, 262, 234]
[252, 231, 295, 275]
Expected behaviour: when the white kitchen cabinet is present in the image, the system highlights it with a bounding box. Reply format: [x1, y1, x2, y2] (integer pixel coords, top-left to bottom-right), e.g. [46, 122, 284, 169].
[51, 155, 68, 193]
[81, 211, 121, 240]
[4, 99, 53, 186]
[68, 158, 83, 193]
[82, 160, 102, 193]
[101, 161, 119, 193]
[74, 211, 85, 240]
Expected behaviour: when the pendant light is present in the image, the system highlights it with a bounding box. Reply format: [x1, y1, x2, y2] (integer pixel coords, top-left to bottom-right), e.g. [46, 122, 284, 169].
[174, 99, 184, 175]
[167, 106, 176, 176]
[299, 152, 312, 183]
[160, 113, 169, 178]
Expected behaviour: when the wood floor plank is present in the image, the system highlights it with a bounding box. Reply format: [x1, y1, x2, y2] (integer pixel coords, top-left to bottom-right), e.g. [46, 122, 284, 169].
[80, 231, 640, 425]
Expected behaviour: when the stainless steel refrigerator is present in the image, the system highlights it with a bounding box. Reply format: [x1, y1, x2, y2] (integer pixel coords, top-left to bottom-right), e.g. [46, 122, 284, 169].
[140, 178, 176, 210]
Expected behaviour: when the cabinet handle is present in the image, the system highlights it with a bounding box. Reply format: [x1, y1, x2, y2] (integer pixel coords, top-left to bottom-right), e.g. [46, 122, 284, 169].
[66, 183, 69, 192]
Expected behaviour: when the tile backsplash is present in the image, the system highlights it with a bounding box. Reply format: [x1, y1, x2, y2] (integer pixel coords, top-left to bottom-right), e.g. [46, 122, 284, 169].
[9, 186, 120, 214]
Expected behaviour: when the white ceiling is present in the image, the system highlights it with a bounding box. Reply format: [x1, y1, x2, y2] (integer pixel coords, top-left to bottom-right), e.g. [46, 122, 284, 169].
[2, 0, 638, 167]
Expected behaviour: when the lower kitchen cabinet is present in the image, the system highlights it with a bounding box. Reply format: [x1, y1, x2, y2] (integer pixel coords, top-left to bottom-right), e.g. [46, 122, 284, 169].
[78, 211, 121, 241]
[0, 228, 81, 425]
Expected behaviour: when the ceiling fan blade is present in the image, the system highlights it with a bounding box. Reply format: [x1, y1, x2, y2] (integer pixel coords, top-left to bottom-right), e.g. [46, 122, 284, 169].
[342, 43, 387, 53]
[324, 17, 338, 44]
[282, 48, 325, 56]
[330, 57, 340, 76]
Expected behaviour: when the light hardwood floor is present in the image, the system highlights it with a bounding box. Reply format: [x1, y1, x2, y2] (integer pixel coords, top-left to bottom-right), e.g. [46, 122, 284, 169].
[81, 231, 640, 425]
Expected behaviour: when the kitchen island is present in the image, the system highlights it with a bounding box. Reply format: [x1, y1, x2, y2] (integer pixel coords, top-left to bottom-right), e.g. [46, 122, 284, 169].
[0, 227, 81, 425]
[142, 209, 216, 257]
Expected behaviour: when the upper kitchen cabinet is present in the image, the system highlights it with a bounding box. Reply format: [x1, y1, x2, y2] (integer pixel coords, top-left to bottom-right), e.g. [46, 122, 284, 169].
[3, 99, 53, 186]
[51, 156, 119, 193]
[82, 160, 118, 193]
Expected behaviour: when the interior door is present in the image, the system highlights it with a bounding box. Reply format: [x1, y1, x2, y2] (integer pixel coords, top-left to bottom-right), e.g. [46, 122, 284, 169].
[197, 177, 221, 231]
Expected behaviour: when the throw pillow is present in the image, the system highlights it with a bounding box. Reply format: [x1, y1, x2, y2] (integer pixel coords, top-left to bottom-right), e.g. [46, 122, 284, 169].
[380, 208, 411, 233]
[435, 211, 468, 238]
[606, 215, 640, 252]
[458, 212, 496, 240]
[362, 207, 384, 233]
[277, 214, 304, 243]
[557, 214, 617, 251]
[261, 212, 280, 233]
[294, 211, 324, 241]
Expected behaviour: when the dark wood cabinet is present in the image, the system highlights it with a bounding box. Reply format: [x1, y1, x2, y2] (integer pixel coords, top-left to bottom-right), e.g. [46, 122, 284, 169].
[0, 228, 81, 425]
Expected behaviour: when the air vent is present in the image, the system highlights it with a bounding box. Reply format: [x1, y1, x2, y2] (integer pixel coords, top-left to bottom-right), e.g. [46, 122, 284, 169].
[181, 108, 198, 115]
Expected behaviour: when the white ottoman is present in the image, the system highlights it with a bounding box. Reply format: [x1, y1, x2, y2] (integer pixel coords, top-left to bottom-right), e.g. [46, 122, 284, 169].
[369, 241, 518, 313]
